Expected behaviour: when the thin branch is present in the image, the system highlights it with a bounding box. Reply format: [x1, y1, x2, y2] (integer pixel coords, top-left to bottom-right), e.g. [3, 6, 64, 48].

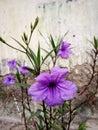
[21, 87, 28, 130]
[49, 107, 52, 129]
[42, 101, 49, 130]
[67, 101, 72, 130]
[0, 39, 25, 53]
[79, 50, 98, 95]
[61, 104, 66, 130]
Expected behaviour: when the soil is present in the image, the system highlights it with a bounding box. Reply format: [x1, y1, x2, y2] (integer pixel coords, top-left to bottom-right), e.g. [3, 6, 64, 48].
[0, 63, 98, 130]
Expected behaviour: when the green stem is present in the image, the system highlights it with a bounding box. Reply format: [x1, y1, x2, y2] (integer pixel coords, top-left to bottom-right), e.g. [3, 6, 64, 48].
[67, 101, 72, 130]
[42, 101, 49, 130]
[21, 87, 28, 130]
[49, 107, 52, 129]
[61, 104, 66, 130]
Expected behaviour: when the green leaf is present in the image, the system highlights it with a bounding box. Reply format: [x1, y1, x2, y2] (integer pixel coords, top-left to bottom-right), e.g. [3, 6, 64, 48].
[0, 37, 6, 43]
[27, 109, 43, 123]
[38, 30, 50, 46]
[37, 115, 44, 130]
[41, 48, 53, 60]
[27, 128, 31, 130]
[41, 43, 61, 65]
[24, 104, 31, 111]
[25, 67, 37, 75]
[16, 69, 22, 83]
[28, 48, 38, 66]
[51, 124, 61, 130]
[55, 31, 69, 53]
[22, 32, 28, 43]
[31, 17, 39, 33]
[41, 49, 54, 65]
[94, 36, 98, 49]
[37, 44, 41, 67]
[11, 37, 27, 51]
[27, 112, 35, 123]
[0, 37, 25, 53]
[60, 31, 69, 43]
[28, 48, 41, 75]
[14, 83, 30, 88]
[49, 35, 57, 55]
[24, 32, 28, 41]
[78, 122, 87, 130]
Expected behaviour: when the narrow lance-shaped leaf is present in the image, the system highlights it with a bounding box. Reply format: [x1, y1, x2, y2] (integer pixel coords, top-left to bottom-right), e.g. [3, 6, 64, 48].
[31, 17, 39, 33]
[11, 37, 27, 52]
[41, 43, 60, 65]
[21, 32, 28, 43]
[41, 49, 54, 65]
[28, 48, 38, 67]
[16, 68, 21, 83]
[25, 67, 37, 76]
[37, 43, 41, 67]
[55, 31, 69, 53]
[0, 37, 25, 53]
[0, 37, 6, 43]
[38, 30, 50, 46]
[49, 35, 57, 55]
[41, 48, 53, 60]
[78, 122, 87, 130]
[12, 37, 38, 68]
[94, 36, 98, 49]
[55, 42, 61, 54]
[14, 83, 30, 88]
[60, 31, 69, 43]
[26, 52, 37, 70]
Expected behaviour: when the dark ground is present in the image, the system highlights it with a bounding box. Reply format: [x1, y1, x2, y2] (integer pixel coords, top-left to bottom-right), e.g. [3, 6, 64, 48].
[0, 63, 98, 130]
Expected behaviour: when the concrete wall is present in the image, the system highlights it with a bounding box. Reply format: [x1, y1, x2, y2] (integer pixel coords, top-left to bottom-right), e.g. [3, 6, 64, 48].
[0, 0, 98, 74]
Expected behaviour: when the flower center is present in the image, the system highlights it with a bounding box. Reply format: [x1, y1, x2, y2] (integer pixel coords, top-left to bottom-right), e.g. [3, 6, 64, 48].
[61, 46, 66, 51]
[8, 77, 12, 81]
[49, 81, 56, 88]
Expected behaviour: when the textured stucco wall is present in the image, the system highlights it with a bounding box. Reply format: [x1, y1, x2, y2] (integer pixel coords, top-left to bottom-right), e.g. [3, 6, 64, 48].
[0, 0, 98, 74]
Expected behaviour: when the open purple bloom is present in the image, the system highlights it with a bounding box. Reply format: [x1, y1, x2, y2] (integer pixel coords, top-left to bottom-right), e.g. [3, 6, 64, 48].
[58, 41, 72, 59]
[28, 67, 77, 107]
[4, 75, 15, 85]
[7, 59, 17, 69]
[19, 66, 29, 74]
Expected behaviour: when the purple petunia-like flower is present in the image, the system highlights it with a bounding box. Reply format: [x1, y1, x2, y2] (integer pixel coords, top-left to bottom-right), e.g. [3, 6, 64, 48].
[28, 67, 77, 107]
[58, 41, 72, 59]
[4, 75, 15, 85]
[19, 66, 29, 74]
[7, 59, 17, 69]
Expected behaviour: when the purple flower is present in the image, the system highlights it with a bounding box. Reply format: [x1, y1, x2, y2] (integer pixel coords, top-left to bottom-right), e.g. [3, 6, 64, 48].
[58, 41, 72, 59]
[4, 75, 15, 85]
[28, 67, 77, 107]
[19, 66, 29, 74]
[7, 59, 17, 69]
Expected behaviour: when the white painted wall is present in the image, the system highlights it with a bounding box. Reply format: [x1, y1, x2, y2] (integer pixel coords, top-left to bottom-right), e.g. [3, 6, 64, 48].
[0, 0, 98, 74]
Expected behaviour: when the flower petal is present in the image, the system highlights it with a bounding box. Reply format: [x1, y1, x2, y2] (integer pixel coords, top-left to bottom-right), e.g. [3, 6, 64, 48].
[28, 83, 48, 101]
[58, 80, 77, 100]
[58, 41, 72, 59]
[62, 42, 71, 48]
[7, 59, 17, 69]
[19, 66, 29, 74]
[4, 75, 15, 85]
[44, 87, 64, 106]
[35, 72, 50, 85]
[58, 49, 72, 59]
[51, 67, 69, 78]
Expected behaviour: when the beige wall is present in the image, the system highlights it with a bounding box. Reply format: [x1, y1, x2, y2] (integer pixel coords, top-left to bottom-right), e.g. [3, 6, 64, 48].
[0, 0, 98, 74]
